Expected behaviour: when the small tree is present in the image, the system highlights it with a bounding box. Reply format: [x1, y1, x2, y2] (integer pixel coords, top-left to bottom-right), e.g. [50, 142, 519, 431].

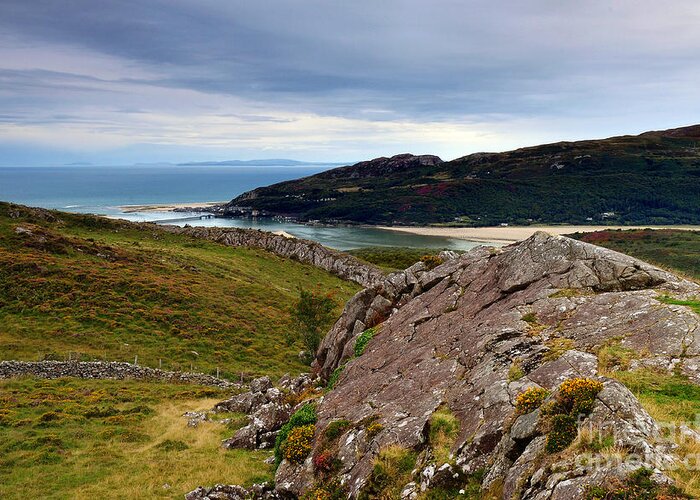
[289, 289, 336, 364]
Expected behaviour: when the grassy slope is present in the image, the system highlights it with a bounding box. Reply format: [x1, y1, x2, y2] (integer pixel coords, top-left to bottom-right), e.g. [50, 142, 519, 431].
[347, 247, 443, 272]
[0, 378, 269, 499]
[0, 203, 361, 498]
[0, 203, 359, 379]
[570, 228, 700, 280]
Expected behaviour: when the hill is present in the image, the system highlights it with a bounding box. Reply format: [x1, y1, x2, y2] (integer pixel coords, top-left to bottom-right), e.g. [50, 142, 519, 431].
[228, 125, 700, 225]
[0, 203, 360, 379]
[568, 228, 700, 280]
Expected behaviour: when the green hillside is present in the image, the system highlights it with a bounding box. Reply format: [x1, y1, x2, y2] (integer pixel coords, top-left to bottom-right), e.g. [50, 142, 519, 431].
[0, 203, 359, 379]
[229, 125, 700, 226]
[569, 228, 700, 280]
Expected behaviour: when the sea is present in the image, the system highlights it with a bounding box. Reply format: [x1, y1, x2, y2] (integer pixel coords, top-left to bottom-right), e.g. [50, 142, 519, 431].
[0, 164, 482, 251]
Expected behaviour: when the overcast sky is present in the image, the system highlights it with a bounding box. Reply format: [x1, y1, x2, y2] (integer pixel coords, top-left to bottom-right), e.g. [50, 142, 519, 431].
[1, 0, 699, 165]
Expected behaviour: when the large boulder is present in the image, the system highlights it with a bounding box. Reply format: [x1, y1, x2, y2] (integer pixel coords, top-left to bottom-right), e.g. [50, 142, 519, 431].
[281, 232, 700, 497]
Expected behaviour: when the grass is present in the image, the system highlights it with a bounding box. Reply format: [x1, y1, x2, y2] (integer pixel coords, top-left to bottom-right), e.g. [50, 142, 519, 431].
[428, 405, 460, 465]
[543, 338, 575, 361]
[611, 369, 700, 497]
[571, 229, 700, 280]
[0, 203, 359, 379]
[360, 445, 417, 500]
[596, 340, 638, 374]
[657, 295, 700, 314]
[347, 247, 447, 272]
[612, 369, 700, 424]
[0, 377, 272, 499]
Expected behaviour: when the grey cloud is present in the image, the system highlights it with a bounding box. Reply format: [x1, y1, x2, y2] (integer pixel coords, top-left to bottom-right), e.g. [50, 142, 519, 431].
[0, 0, 699, 160]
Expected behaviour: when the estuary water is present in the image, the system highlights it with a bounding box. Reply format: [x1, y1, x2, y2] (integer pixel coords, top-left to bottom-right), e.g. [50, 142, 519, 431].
[0, 165, 483, 251]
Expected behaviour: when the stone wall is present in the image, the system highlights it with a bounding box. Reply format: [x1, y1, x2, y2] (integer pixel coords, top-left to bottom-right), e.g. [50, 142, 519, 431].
[158, 225, 385, 288]
[0, 360, 240, 389]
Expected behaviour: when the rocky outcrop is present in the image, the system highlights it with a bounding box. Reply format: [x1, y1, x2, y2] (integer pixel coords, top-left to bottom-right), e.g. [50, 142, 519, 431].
[218, 374, 312, 450]
[185, 483, 280, 500]
[279, 232, 700, 497]
[158, 225, 384, 288]
[0, 360, 239, 389]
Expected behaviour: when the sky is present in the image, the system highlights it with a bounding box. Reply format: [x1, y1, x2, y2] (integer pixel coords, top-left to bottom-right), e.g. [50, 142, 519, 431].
[1, 0, 699, 166]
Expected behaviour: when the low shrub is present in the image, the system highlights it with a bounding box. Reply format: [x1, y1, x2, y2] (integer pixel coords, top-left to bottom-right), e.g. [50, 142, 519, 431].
[326, 365, 344, 390]
[558, 378, 604, 416]
[420, 254, 443, 270]
[545, 414, 578, 453]
[301, 478, 346, 500]
[83, 406, 120, 418]
[585, 467, 691, 499]
[324, 419, 351, 441]
[354, 327, 377, 357]
[283, 424, 315, 463]
[543, 377, 604, 454]
[312, 449, 336, 473]
[155, 439, 189, 452]
[360, 445, 417, 500]
[515, 387, 549, 414]
[275, 403, 318, 466]
[521, 312, 538, 324]
[366, 421, 384, 438]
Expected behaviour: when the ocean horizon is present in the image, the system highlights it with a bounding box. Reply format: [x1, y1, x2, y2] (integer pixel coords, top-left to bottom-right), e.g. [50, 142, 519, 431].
[0, 164, 481, 251]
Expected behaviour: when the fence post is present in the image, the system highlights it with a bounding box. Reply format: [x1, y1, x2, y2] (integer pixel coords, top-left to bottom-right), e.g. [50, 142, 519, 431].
[134, 355, 138, 365]
[216, 367, 220, 378]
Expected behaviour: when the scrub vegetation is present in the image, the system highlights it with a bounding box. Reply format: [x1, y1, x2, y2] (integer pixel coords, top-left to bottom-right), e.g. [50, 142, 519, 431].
[0, 202, 359, 379]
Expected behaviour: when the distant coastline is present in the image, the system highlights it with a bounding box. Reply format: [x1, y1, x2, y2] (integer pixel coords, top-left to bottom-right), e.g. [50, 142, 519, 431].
[115, 201, 700, 246]
[118, 201, 225, 213]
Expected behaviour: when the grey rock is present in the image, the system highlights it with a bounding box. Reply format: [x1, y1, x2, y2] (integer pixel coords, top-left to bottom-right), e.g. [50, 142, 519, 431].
[280, 232, 700, 497]
[510, 410, 541, 443]
[250, 376, 273, 394]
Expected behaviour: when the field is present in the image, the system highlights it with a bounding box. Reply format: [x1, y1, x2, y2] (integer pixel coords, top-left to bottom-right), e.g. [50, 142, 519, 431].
[347, 247, 444, 272]
[0, 377, 269, 499]
[0, 203, 359, 379]
[0, 203, 362, 498]
[570, 228, 700, 280]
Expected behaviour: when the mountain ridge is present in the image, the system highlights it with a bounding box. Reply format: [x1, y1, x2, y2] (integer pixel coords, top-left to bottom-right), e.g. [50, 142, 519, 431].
[227, 124, 700, 226]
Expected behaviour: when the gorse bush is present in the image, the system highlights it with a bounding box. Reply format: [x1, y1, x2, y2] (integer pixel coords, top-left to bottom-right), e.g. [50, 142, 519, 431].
[558, 378, 604, 416]
[545, 414, 578, 453]
[420, 254, 443, 270]
[275, 403, 317, 466]
[542, 377, 604, 453]
[515, 387, 549, 414]
[283, 424, 315, 463]
[366, 421, 384, 438]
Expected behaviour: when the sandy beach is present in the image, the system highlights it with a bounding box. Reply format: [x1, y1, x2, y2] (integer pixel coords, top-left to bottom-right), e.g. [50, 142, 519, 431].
[378, 225, 700, 245]
[119, 201, 225, 213]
